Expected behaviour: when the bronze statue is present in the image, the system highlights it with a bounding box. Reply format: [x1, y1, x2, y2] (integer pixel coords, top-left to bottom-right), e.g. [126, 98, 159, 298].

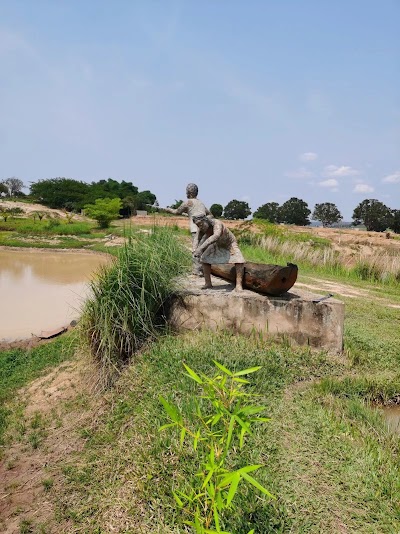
[163, 184, 212, 276]
[192, 215, 245, 291]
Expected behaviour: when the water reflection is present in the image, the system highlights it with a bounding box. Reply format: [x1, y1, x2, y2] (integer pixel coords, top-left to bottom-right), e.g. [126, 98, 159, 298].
[0, 249, 109, 341]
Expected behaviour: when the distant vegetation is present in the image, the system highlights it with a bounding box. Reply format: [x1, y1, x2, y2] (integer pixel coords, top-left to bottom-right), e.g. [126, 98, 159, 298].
[28, 177, 156, 216]
[1, 174, 399, 232]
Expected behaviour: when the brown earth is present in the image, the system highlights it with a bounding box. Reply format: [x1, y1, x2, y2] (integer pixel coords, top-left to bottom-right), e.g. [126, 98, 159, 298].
[0, 358, 101, 534]
[0, 201, 86, 221]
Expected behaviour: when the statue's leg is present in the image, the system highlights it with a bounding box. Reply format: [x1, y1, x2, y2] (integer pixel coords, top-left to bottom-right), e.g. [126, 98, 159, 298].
[202, 263, 213, 289]
[235, 263, 244, 291]
[191, 232, 203, 275]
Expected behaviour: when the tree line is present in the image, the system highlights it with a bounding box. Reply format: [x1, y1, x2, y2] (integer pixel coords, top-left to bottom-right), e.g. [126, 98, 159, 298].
[0, 177, 157, 217]
[1, 177, 399, 233]
[209, 198, 400, 233]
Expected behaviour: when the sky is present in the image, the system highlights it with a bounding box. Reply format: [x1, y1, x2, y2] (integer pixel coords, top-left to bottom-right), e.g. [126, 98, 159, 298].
[0, 1, 399, 220]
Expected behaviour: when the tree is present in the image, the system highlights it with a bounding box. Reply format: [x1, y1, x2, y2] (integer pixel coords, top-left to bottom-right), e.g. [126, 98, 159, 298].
[210, 203, 223, 218]
[352, 199, 393, 232]
[135, 190, 157, 211]
[84, 198, 122, 228]
[0, 182, 8, 196]
[223, 200, 251, 220]
[30, 178, 90, 210]
[3, 177, 24, 197]
[278, 197, 311, 225]
[391, 209, 400, 234]
[253, 202, 280, 223]
[168, 200, 184, 209]
[312, 202, 343, 227]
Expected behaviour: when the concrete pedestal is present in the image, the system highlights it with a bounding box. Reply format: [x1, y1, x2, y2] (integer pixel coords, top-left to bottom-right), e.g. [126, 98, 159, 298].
[168, 275, 344, 353]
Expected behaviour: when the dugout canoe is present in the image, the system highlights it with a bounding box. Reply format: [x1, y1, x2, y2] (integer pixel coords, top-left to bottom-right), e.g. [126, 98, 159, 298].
[34, 326, 68, 340]
[210, 262, 298, 296]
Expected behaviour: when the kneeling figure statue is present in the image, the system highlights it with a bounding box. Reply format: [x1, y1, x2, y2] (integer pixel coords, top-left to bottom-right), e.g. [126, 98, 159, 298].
[192, 215, 245, 292]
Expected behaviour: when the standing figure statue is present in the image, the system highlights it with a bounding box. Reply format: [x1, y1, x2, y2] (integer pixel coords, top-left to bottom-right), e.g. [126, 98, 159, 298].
[192, 215, 245, 291]
[163, 183, 212, 276]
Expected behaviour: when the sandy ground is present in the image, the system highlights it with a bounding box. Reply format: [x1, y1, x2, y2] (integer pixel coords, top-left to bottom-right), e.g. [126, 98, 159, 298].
[0, 359, 99, 534]
[0, 201, 86, 221]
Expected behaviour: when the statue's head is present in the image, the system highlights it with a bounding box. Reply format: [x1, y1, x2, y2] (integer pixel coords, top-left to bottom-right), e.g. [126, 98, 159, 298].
[193, 214, 212, 231]
[186, 183, 198, 198]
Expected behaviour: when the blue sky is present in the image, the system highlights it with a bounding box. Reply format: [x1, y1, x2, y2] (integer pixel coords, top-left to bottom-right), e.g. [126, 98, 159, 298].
[1, 1, 399, 219]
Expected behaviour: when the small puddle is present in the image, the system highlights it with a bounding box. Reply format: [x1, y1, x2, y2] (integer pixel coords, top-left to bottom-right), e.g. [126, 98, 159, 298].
[378, 405, 400, 435]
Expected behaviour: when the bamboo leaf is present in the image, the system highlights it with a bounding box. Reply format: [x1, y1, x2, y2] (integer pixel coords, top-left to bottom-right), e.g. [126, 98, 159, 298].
[242, 472, 275, 498]
[159, 396, 180, 423]
[237, 464, 263, 474]
[172, 491, 184, 507]
[212, 360, 233, 376]
[226, 472, 241, 506]
[226, 416, 235, 450]
[213, 502, 221, 532]
[233, 377, 250, 384]
[233, 366, 262, 377]
[183, 363, 203, 384]
[211, 413, 223, 426]
[202, 468, 215, 489]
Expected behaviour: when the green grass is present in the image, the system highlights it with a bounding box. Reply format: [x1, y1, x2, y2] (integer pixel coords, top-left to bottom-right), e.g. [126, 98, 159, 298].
[1, 227, 399, 532]
[57, 323, 400, 533]
[0, 219, 93, 235]
[0, 334, 77, 446]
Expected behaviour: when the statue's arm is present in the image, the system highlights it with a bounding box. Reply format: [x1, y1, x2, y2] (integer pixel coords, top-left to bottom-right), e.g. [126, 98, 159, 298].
[162, 201, 189, 215]
[192, 229, 201, 251]
[195, 222, 222, 255]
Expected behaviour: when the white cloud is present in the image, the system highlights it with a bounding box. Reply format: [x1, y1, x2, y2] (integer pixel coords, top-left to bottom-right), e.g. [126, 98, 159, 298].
[323, 165, 360, 177]
[284, 168, 314, 179]
[382, 171, 400, 183]
[353, 183, 374, 193]
[300, 152, 318, 162]
[318, 179, 339, 188]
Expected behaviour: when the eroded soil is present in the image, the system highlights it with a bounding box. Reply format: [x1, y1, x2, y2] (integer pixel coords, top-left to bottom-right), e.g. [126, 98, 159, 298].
[0, 358, 100, 533]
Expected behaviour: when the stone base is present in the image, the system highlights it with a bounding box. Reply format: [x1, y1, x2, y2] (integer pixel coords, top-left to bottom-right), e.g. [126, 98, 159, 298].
[168, 275, 344, 353]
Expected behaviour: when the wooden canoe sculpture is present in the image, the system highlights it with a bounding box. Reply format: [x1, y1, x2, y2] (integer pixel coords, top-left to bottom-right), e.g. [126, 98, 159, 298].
[210, 262, 298, 296]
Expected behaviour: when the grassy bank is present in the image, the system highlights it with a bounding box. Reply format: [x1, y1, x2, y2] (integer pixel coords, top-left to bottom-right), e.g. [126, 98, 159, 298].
[1, 225, 400, 532]
[56, 304, 400, 532]
[0, 334, 78, 448]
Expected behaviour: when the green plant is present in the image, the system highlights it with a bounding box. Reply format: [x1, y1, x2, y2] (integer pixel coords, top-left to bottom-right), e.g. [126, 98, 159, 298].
[160, 361, 273, 534]
[79, 226, 191, 386]
[84, 197, 122, 228]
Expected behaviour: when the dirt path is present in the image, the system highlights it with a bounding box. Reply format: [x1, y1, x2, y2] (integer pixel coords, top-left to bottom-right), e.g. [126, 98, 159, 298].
[0, 359, 100, 533]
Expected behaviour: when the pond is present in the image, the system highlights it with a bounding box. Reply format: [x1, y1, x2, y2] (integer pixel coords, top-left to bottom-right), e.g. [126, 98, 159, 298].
[0, 249, 110, 341]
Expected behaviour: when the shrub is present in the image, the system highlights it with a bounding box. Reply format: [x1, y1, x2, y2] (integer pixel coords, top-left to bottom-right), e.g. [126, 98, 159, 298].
[80, 227, 191, 386]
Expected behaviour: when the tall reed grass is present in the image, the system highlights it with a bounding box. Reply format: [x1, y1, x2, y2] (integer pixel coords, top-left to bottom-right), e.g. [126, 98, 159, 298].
[240, 233, 400, 284]
[79, 226, 191, 386]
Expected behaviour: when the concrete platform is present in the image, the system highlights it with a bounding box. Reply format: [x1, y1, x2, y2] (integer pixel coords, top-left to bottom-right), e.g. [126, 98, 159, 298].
[168, 275, 344, 353]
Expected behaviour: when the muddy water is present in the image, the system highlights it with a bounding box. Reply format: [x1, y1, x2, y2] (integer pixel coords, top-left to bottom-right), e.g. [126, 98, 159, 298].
[0, 249, 110, 341]
[380, 405, 400, 435]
